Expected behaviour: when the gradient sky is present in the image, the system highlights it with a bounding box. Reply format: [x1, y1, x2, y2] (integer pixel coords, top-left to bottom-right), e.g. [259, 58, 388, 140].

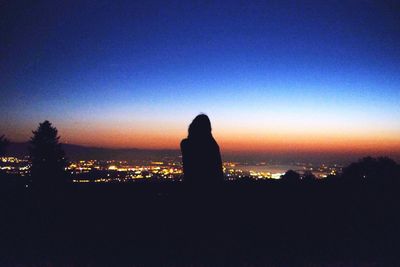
[1, 1, 400, 156]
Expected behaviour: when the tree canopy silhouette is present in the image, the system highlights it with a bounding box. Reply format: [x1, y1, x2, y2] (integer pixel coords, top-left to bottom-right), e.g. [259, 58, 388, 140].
[29, 121, 67, 185]
[341, 156, 399, 183]
[0, 135, 9, 156]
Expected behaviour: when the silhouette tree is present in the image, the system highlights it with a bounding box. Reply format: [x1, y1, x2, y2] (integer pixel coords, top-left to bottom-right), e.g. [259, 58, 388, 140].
[0, 135, 9, 156]
[29, 121, 67, 186]
[281, 170, 301, 182]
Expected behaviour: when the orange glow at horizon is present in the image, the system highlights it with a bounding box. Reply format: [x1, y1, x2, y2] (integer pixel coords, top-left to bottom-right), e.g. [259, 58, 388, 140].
[56, 125, 400, 155]
[6, 118, 400, 156]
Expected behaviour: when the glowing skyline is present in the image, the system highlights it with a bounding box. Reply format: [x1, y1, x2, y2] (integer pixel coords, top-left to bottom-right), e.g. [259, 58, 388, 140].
[1, 1, 400, 157]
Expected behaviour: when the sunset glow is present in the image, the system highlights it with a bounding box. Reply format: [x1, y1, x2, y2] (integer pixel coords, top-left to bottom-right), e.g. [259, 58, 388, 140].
[1, 1, 400, 159]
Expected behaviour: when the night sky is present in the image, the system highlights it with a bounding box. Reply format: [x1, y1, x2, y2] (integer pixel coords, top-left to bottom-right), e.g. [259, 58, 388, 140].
[1, 1, 400, 156]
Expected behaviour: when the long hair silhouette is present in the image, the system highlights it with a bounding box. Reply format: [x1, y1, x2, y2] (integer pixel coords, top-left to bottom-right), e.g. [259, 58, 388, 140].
[180, 114, 223, 183]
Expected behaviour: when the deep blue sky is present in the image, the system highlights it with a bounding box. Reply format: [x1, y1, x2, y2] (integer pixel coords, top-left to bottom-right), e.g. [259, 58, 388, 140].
[1, 0, 400, 154]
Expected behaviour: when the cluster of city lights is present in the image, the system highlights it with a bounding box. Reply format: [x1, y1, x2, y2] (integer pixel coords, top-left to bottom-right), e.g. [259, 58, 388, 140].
[68, 160, 183, 183]
[0, 156, 342, 183]
[0, 157, 30, 176]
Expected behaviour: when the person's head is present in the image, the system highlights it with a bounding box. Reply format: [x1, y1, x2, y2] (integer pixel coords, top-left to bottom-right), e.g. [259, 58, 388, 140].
[188, 114, 212, 139]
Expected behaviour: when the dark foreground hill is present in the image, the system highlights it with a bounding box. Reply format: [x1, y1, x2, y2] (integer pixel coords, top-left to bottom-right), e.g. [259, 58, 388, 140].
[1, 180, 400, 266]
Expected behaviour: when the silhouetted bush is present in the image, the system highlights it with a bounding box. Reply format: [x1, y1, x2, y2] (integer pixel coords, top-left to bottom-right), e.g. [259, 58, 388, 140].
[341, 156, 400, 183]
[29, 121, 67, 186]
[281, 169, 301, 182]
[302, 170, 316, 181]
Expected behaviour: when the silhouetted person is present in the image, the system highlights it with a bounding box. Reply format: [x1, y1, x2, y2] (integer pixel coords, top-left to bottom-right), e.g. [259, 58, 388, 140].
[181, 114, 223, 183]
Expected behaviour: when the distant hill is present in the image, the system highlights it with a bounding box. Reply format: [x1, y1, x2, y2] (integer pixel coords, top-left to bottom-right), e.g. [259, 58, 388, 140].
[5, 142, 180, 161]
[5, 142, 399, 165]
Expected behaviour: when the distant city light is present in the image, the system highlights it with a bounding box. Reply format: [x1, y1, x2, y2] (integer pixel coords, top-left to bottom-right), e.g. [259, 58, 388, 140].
[0, 156, 342, 183]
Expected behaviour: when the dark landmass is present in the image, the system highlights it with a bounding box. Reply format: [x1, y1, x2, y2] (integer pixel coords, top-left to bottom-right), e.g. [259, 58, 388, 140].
[7, 142, 180, 161]
[9, 142, 400, 165]
[0, 179, 399, 266]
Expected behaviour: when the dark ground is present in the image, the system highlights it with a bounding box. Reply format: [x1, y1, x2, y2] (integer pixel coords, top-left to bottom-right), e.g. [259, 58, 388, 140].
[0, 179, 399, 266]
